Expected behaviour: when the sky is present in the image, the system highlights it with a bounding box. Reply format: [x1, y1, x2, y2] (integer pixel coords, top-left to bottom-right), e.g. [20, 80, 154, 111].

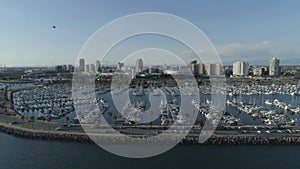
[1, 0, 300, 66]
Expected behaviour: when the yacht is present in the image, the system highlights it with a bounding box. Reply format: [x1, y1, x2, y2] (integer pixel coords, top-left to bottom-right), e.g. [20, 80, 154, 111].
[152, 89, 161, 96]
[265, 99, 272, 105]
[98, 98, 109, 108]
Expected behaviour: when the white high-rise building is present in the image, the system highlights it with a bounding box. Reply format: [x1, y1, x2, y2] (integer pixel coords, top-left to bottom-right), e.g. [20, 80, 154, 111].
[233, 61, 249, 76]
[205, 64, 214, 76]
[215, 63, 222, 76]
[136, 58, 143, 73]
[204, 63, 222, 76]
[269, 58, 280, 76]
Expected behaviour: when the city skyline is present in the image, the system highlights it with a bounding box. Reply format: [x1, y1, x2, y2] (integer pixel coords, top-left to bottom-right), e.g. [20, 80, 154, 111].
[1, 1, 300, 66]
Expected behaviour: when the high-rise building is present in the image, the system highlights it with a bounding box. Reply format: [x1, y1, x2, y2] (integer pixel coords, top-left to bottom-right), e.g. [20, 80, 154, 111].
[233, 61, 249, 76]
[79, 58, 85, 72]
[90, 64, 96, 73]
[204, 63, 222, 76]
[136, 58, 143, 73]
[96, 60, 101, 72]
[56, 65, 63, 73]
[62, 65, 67, 72]
[205, 64, 214, 76]
[233, 62, 241, 76]
[85, 64, 90, 72]
[198, 64, 205, 75]
[68, 65, 74, 72]
[191, 64, 199, 75]
[269, 58, 280, 76]
[215, 63, 222, 76]
[189, 60, 197, 71]
[253, 67, 264, 76]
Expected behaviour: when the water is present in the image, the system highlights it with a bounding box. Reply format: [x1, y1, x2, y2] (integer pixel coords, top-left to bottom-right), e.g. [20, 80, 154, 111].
[0, 83, 34, 90]
[0, 133, 299, 169]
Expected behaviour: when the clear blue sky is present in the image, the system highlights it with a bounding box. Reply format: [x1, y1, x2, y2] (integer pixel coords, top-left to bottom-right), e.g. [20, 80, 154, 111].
[1, 0, 300, 66]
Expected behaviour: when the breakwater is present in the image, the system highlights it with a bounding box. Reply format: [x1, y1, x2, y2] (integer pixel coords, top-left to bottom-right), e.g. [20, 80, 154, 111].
[0, 124, 92, 143]
[1, 123, 300, 145]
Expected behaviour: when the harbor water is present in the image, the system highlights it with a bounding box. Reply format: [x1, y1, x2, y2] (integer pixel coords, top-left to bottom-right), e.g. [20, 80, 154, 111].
[0, 133, 299, 169]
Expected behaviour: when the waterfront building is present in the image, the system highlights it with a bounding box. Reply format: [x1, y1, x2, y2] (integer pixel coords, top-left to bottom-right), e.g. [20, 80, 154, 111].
[118, 62, 125, 70]
[253, 67, 264, 76]
[204, 63, 222, 76]
[191, 63, 199, 75]
[269, 58, 280, 76]
[67, 65, 74, 72]
[205, 64, 213, 76]
[55, 65, 63, 73]
[170, 66, 180, 71]
[85, 64, 90, 72]
[62, 65, 67, 72]
[189, 60, 197, 71]
[198, 64, 205, 75]
[215, 63, 222, 76]
[96, 60, 101, 72]
[224, 66, 232, 77]
[233, 61, 249, 76]
[79, 58, 85, 72]
[136, 58, 143, 73]
[56, 65, 74, 73]
[90, 64, 96, 73]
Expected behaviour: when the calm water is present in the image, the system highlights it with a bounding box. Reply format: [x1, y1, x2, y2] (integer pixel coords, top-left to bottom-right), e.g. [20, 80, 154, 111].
[0, 83, 34, 90]
[1, 133, 300, 169]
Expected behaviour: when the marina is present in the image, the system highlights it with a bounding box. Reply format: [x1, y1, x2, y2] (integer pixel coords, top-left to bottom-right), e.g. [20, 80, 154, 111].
[5, 81, 300, 133]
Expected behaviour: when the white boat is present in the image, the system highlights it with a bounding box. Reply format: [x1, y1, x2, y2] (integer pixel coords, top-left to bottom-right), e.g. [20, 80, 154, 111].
[152, 89, 161, 96]
[176, 114, 189, 124]
[98, 98, 109, 108]
[265, 99, 272, 105]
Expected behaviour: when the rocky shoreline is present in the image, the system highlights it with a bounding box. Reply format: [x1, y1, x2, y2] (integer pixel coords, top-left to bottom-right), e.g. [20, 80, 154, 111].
[2, 124, 300, 145]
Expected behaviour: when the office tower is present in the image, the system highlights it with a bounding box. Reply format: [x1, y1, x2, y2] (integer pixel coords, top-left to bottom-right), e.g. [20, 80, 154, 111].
[68, 65, 74, 72]
[204, 63, 222, 76]
[198, 64, 205, 75]
[79, 58, 85, 72]
[269, 58, 280, 76]
[96, 60, 101, 72]
[90, 64, 96, 73]
[136, 58, 143, 73]
[189, 60, 197, 71]
[233, 61, 249, 76]
[85, 64, 90, 72]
